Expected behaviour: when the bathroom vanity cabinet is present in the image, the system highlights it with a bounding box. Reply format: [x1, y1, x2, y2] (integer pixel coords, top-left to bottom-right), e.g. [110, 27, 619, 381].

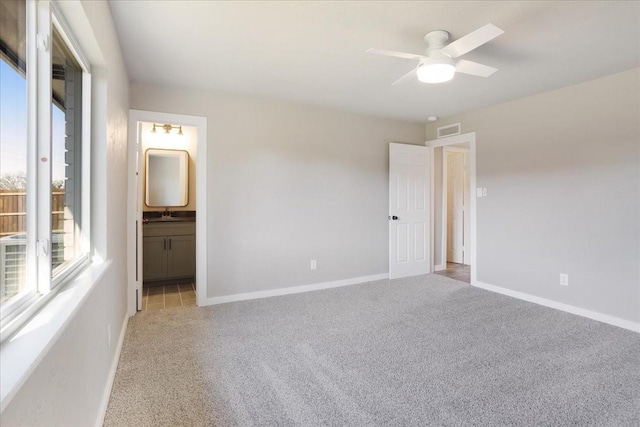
[143, 222, 195, 282]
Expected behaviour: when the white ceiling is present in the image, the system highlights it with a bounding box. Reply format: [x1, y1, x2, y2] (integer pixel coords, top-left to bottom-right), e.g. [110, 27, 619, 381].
[108, 1, 640, 123]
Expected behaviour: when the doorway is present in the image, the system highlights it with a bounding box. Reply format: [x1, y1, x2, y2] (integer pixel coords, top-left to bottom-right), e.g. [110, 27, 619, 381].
[438, 146, 470, 282]
[127, 110, 208, 316]
[427, 132, 477, 285]
[446, 147, 470, 264]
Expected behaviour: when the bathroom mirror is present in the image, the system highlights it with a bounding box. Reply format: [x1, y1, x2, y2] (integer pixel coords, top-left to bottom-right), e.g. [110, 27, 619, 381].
[145, 149, 189, 207]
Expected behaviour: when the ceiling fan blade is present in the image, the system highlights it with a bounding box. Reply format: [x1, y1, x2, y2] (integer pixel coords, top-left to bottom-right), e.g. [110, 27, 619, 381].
[441, 24, 504, 58]
[391, 68, 417, 85]
[366, 48, 425, 61]
[455, 59, 498, 77]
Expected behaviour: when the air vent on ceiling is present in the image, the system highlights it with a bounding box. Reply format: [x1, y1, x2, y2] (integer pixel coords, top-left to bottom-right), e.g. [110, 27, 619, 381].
[437, 123, 461, 138]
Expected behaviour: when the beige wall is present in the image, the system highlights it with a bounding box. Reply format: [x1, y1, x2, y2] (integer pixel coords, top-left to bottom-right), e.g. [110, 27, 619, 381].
[427, 68, 640, 324]
[130, 84, 426, 299]
[141, 122, 197, 212]
[2, 1, 130, 425]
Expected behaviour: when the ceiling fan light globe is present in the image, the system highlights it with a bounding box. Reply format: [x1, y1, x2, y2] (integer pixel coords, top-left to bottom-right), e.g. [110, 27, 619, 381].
[416, 60, 456, 84]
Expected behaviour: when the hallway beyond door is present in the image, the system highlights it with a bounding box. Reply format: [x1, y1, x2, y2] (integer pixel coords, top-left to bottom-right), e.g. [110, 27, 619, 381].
[434, 262, 470, 283]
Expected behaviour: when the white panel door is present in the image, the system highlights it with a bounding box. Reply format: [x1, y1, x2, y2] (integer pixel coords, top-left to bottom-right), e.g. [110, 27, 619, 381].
[447, 151, 465, 264]
[389, 143, 431, 279]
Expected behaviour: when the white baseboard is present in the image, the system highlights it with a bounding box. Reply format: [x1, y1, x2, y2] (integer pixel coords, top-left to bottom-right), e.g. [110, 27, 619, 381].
[202, 273, 389, 306]
[473, 280, 640, 333]
[434, 263, 446, 272]
[95, 315, 129, 427]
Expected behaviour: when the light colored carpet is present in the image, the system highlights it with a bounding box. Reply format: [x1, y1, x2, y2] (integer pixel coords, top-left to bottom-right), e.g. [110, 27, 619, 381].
[103, 274, 640, 426]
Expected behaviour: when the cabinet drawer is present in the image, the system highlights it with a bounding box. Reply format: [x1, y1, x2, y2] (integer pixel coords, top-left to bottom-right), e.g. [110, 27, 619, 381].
[143, 222, 195, 237]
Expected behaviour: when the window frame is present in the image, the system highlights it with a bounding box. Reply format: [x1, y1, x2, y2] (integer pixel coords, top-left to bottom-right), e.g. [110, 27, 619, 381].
[49, 2, 91, 286]
[0, 0, 91, 341]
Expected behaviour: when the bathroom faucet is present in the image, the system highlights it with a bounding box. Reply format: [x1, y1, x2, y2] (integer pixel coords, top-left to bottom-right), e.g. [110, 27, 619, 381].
[162, 208, 171, 219]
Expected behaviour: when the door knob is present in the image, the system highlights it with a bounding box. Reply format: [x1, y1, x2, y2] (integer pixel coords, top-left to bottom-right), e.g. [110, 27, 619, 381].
[388, 215, 399, 220]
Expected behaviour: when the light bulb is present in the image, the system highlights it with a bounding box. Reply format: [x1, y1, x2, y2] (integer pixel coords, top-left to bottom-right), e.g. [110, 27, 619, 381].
[416, 58, 456, 84]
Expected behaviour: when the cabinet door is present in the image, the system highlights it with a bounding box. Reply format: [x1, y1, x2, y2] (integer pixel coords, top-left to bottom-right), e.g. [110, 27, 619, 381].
[143, 236, 167, 281]
[167, 235, 196, 278]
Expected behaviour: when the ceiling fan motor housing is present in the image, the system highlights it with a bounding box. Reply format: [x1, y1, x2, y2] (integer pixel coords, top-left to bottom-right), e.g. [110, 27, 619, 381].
[424, 30, 450, 50]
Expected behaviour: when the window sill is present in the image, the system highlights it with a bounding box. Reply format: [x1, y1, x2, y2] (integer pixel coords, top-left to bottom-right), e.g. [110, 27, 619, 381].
[0, 259, 112, 413]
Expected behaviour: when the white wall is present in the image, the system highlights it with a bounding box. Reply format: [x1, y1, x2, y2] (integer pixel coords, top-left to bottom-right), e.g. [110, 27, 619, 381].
[130, 84, 425, 299]
[1, 1, 130, 425]
[427, 68, 640, 324]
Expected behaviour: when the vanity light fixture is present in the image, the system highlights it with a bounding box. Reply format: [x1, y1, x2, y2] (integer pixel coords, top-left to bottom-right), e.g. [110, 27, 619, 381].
[151, 123, 184, 135]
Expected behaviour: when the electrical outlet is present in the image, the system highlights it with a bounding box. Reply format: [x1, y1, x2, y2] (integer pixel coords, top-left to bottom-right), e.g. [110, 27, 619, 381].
[310, 260, 317, 270]
[108, 324, 112, 348]
[560, 274, 569, 286]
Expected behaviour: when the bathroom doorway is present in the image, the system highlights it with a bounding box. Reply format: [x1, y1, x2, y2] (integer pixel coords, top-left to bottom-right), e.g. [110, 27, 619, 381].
[127, 110, 208, 315]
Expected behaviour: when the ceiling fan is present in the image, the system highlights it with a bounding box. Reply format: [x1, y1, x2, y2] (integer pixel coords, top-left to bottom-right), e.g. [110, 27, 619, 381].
[366, 23, 504, 85]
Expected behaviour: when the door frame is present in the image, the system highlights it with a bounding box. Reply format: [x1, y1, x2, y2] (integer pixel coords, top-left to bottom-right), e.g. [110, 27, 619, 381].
[443, 146, 470, 265]
[127, 109, 208, 315]
[426, 132, 477, 284]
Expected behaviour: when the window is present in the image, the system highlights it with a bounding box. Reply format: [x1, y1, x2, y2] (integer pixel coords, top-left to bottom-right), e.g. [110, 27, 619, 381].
[0, 0, 31, 318]
[51, 26, 83, 274]
[0, 0, 90, 335]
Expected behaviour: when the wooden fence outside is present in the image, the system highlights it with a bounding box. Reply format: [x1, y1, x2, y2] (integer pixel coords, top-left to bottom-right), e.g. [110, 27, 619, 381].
[0, 190, 65, 237]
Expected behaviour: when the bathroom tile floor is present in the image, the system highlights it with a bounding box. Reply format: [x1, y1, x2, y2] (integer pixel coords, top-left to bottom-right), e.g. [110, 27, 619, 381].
[142, 283, 196, 311]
